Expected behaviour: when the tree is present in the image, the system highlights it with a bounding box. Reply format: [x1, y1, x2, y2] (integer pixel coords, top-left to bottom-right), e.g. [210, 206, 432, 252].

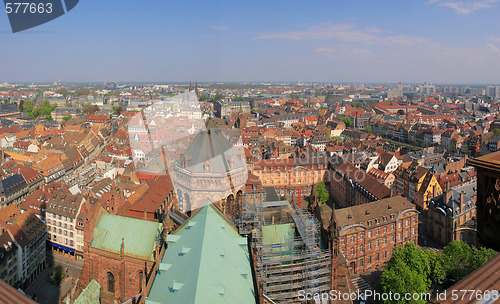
[211, 93, 225, 102]
[341, 117, 352, 128]
[112, 105, 122, 115]
[443, 241, 497, 281]
[443, 240, 472, 281]
[82, 103, 98, 115]
[424, 250, 447, 283]
[365, 125, 372, 133]
[379, 243, 431, 304]
[45, 114, 53, 121]
[74, 88, 91, 96]
[315, 181, 329, 204]
[62, 115, 72, 124]
[199, 94, 210, 101]
[21, 100, 35, 116]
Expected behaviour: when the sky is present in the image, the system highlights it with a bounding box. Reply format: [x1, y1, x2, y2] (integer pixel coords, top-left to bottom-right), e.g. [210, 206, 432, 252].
[0, 0, 500, 84]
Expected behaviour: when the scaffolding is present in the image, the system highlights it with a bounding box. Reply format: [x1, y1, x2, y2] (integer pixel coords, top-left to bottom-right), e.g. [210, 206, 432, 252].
[241, 189, 332, 303]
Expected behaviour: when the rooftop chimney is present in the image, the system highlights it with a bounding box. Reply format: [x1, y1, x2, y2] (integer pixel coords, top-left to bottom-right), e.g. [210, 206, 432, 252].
[460, 191, 465, 209]
[445, 189, 453, 205]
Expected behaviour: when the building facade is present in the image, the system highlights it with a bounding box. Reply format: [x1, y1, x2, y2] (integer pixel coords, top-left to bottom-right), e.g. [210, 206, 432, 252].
[332, 196, 419, 274]
[427, 185, 477, 246]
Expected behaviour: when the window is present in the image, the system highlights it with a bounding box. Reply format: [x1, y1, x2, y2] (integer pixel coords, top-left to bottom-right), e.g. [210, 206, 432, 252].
[384, 237, 387, 245]
[392, 224, 395, 230]
[398, 232, 401, 240]
[367, 242, 371, 250]
[368, 231, 372, 238]
[351, 236, 355, 243]
[405, 219, 409, 227]
[375, 219, 380, 224]
[341, 238, 345, 245]
[412, 228, 415, 235]
[350, 247, 354, 255]
[384, 226, 387, 233]
[376, 240, 379, 247]
[139, 272, 144, 291]
[405, 230, 409, 237]
[391, 235, 395, 242]
[107, 272, 115, 294]
[375, 253, 379, 261]
[360, 259, 364, 267]
[376, 229, 379, 235]
[368, 256, 371, 264]
[398, 222, 402, 228]
[360, 234, 364, 240]
[360, 245, 364, 253]
[383, 251, 387, 259]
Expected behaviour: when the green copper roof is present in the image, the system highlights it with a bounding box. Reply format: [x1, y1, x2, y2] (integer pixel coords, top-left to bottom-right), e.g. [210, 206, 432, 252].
[146, 204, 255, 304]
[73, 279, 100, 304]
[91, 213, 162, 261]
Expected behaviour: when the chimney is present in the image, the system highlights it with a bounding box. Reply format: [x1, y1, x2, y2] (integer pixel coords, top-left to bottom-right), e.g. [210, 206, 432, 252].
[445, 189, 453, 204]
[460, 191, 465, 209]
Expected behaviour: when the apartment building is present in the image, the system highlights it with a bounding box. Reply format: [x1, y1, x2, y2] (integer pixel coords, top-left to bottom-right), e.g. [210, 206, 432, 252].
[333, 196, 419, 274]
[252, 157, 328, 196]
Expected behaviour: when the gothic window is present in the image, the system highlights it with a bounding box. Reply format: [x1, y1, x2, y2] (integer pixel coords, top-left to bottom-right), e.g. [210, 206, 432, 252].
[107, 272, 115, 294]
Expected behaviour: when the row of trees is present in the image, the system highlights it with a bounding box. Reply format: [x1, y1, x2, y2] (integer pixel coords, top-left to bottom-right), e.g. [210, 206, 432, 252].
[20, 99, 57, 120]
[379, 241, 497, 304]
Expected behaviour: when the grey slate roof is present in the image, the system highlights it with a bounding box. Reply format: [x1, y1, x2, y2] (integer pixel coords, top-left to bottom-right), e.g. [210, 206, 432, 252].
[180, 122, 245, 174]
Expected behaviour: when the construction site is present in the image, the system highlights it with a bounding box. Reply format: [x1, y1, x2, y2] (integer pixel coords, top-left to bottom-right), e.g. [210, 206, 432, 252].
[239, 186, 332, 303]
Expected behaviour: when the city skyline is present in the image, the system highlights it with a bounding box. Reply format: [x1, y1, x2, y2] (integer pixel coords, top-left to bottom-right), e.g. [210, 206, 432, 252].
[1, 0, 500, 83]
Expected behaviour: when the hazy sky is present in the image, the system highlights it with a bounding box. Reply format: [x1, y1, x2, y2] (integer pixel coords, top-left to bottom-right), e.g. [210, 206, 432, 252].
[1, 0, 500, 84]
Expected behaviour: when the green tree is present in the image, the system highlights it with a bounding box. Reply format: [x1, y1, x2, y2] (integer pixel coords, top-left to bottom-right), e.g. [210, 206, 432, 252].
[62, 115, 72, 124]
[443, 240, 472, 281]
[424, 250, 447, 283]
[211, 93, 225, 102]
[341, 117, 352, 128]
[379, 243, 431, 304]
[315, 181, 329, 204]
[45, 114, 53, 121]
[365, 125, 372, 133]
[443, 241, 498, 281]
[21, 100, 35, 116]
[199, 94, 210, 101]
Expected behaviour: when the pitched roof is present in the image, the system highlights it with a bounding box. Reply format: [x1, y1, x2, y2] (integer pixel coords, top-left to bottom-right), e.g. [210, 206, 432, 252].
[336, 161, 391, 200]
[179, 126, 245, 174]
[91, 213, 161, 261]
[0, 279, 37, 304]
[73, 279, 100, 304]
[335, 196, 417, 229]
[146, 204, 255, 304]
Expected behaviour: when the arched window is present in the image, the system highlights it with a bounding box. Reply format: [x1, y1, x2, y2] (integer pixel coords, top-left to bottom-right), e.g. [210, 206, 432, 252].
[139, 271, 143, 291]
[107, 272, 115, 294]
